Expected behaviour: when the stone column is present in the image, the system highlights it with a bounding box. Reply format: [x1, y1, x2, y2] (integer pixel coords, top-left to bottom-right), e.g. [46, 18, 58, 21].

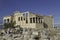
[36, 17, 38, 23]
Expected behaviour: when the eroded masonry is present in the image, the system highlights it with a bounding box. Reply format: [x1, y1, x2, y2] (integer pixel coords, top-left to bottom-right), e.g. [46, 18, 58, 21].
[3, 11, 54, 29]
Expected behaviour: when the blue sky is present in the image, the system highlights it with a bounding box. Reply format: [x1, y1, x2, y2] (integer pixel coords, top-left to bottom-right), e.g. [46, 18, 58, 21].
[0, 0, 60, 24]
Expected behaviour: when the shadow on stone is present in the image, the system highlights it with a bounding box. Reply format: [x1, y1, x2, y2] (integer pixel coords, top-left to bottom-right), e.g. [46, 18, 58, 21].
[43, 22, 48, 28]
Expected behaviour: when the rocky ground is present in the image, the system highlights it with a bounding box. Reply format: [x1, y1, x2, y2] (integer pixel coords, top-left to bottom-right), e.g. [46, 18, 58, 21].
[0, 28, 59, 40]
